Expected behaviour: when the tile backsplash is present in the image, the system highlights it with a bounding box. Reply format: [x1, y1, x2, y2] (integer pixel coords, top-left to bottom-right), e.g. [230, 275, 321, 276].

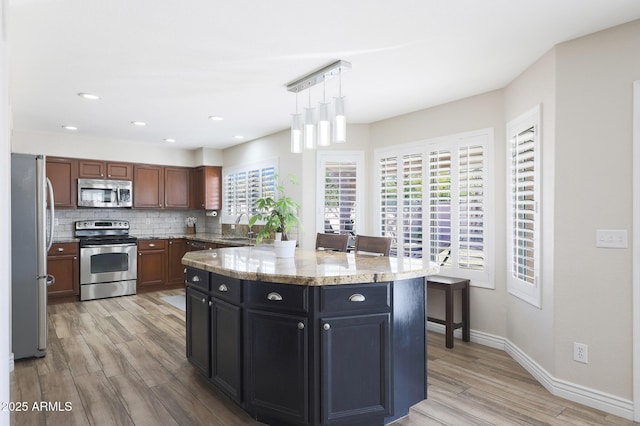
[53, 209, 221, 240]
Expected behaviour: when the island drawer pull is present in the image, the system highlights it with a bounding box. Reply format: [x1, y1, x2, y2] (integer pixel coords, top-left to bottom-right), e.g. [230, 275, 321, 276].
[218, 284, 228, 292]
[349, 293, 366, 302]
[297, 322, 305, 330]
[267, 292, 283, 301]
[323, 323, 331, 331]
[201, 298, 206, 304]
[192, 275, 200, 282]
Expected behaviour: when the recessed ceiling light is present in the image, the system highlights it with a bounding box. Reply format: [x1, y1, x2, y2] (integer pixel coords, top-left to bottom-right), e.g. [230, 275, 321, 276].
[164, 138, 176, 143]
[234, 135, 244, 139]
[131, 121, 146, 126]
[208, 116, 224, 121]
[77, 92, 100, 100]
[62, 125, 78, 130]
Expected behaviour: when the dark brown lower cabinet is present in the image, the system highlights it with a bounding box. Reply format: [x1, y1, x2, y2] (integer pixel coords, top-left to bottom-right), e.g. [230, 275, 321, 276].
[47, 242, 79, 303]
[167, 239, 189, 286]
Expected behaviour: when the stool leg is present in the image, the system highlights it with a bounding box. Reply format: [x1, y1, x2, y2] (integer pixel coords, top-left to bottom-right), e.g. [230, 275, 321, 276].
[445, 286, 454, 348]
[462, 283, 470, 342]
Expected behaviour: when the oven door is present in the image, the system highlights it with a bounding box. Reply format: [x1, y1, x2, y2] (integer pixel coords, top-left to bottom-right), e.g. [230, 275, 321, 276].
[80, 243, 137, 285]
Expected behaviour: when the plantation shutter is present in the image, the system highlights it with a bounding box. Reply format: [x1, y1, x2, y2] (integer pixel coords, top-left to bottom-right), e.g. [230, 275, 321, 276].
[224, 163, 276, 217]
[510, 126, 536, 284]
[429, 150, 452, 266]
[379, 156, 399, 254]
[458, 145, 485, 271]
[323, 161, 357, 234]
[402, 153, 423, 257]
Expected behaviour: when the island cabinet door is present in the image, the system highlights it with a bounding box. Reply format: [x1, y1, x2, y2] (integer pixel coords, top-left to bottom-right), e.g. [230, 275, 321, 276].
[244, 309, 308, 425]
[320, 313, 392, 424]
[186, 287, 210, 377]
[210, 298, 242, 403]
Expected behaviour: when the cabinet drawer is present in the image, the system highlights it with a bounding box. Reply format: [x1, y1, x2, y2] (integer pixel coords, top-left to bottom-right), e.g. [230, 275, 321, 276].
[48, 242, 78, 256]
[210, 273, 241, 304]
[138, 239, 167, 251]
[320, 283, 391, 314]
[186, 267, 210, 291]
[246, 281, 308, 313]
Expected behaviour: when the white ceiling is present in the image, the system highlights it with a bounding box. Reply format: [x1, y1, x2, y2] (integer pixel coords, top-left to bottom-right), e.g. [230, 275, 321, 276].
[8, 0, 640, 150]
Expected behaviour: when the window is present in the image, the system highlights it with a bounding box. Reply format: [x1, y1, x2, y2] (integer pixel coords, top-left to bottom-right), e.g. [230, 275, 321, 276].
[507, 105, 541, 307]
[317, 152, 363, 236]
[223, 159, 276, 220]
[375, 129, 493, 287]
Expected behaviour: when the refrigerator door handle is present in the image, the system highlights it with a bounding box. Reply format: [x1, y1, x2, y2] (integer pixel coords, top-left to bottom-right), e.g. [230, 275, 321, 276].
[46, 274, 56, 287]
[46, 177, 55, 251]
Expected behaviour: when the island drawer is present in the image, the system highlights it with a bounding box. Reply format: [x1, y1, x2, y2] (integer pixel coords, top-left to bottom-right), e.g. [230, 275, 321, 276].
[210, 273, 241, 304]
[246, 281, 308, 313]
[186, 267, 210, 291]
[320, 282, 391, 314]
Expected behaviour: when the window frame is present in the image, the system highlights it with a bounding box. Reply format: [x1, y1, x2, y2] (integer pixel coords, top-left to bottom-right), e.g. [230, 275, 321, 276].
[374, 129, 494, 288]
[316, 151, 364, 236]
[506, 105, 542, 307]
[221, 158, 278, 224]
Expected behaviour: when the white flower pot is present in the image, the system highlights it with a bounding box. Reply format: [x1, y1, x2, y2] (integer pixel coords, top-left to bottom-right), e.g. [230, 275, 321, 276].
[275, 232, 282, 241]
[274, 240, 296, 258]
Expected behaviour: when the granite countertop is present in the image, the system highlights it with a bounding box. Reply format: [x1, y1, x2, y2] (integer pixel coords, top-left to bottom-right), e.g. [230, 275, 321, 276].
[182, 246, 439, 286]
[133, 233, 255, 247]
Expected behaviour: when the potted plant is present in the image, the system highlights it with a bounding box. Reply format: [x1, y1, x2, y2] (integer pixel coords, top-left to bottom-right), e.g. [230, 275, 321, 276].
[249, 174, 301, 257]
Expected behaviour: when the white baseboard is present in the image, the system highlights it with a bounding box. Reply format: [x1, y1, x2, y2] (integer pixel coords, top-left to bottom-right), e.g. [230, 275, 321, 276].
[426, 323, 635, 421]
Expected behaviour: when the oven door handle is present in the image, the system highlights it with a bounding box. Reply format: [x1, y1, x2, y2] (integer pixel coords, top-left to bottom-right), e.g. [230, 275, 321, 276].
[81, 243, 138, 249]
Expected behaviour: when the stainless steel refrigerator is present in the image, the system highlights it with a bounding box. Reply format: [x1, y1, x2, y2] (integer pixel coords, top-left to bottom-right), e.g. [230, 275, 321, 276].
[11, 153, 55, 359]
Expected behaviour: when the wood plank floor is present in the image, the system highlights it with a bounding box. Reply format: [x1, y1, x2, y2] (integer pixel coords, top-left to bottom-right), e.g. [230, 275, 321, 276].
[9, 289, 636, 426]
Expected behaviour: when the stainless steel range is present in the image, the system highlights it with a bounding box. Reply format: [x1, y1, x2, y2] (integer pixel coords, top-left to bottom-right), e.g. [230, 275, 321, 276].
[76, 219, 137, 301]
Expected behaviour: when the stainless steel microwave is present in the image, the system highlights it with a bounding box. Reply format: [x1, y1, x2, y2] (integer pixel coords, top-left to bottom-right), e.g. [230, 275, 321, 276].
[77, 178, 133, 208]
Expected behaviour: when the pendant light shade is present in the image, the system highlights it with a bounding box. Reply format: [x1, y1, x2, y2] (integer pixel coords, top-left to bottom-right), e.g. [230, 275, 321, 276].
[286, 60, 351, 153]
[304, 106, 316, 149]
[333, 96, 346, 143]
[291, 113, 302, 153]
[317, 102, 330, 147]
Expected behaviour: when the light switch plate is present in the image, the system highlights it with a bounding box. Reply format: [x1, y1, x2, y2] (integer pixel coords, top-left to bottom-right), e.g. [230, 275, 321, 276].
[595, 229, 628, 248]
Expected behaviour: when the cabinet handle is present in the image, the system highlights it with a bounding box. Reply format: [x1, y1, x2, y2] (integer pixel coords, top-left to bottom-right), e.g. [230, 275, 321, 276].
[349, 293, 366, 302]
[57, 247, 64, 252]
[218, 284, 228, 292]
[297, 322, 305, 330]
[208, 300, 212, 307]
[267, 292, 282, 301]
[183, 268, 187, 274]
[73, 256, 77, 260]
[323, 323, 331, 331]
[201, 298, 206, 303]
[169, 241, 173, 245]
[192, 275, 200, 282]
[149, 243, 155, 247]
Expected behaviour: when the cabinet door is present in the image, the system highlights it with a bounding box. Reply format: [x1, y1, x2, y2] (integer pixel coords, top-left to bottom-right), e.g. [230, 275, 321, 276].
[47, 254, 79, 298]
[203, 166, 222, 210]
[78, 160, 106, 178]
[137, 248, 167, 288]
[320, 313, 391, 423]
[186, 287, 210, 376]
[134, 165, 164, 208]
[164, 166, 190, 209]
[211, 299, 242, 402]
[46, 157, 78, 208]
[106, 162, 133, 180]
[167, 239, 189, 285]
[191, 167, 205, 209]
[245, 310, 308, 424]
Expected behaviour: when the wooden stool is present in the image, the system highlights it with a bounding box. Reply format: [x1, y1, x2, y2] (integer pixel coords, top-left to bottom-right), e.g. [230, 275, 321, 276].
[426, 275, 470, 348]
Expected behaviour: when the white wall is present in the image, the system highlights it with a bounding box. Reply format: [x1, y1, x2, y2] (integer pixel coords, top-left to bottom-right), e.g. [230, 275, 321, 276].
[11, 129, 210, 167]
[552, 19, 640, 400]
[503, 49, 557, 375]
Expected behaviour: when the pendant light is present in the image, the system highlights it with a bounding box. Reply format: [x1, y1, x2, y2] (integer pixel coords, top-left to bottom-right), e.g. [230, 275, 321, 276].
[333, 68, 346, 143]
[317, 80, 330, 147]
[286, 60, 351, 153]
[290, 90, 302, 153]
[304, 89, 316, 149]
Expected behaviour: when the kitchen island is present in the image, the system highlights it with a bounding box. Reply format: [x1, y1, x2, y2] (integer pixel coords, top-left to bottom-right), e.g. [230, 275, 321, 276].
[182, 247, 438, 426]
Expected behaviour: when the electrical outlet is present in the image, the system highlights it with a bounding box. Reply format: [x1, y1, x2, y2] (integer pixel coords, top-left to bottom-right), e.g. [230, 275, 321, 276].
[573, 342, 588, 364]
[145, 218, 151, 225]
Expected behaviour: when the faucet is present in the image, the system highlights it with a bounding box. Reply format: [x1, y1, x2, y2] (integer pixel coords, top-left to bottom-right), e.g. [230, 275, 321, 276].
[234, 213, 247, 236]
